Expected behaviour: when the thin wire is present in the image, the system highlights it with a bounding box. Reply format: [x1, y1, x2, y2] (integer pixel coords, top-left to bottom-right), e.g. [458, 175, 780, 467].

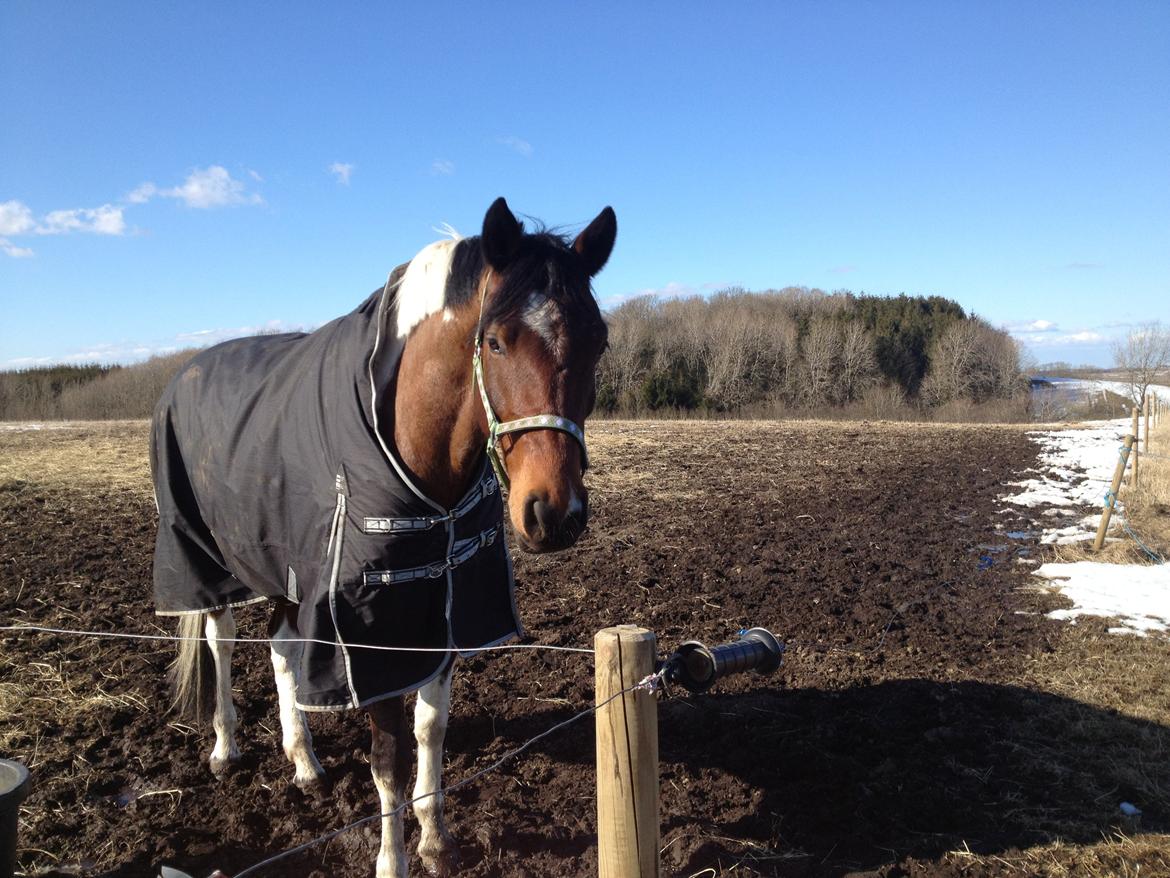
[231, 671, 665, 878]
[0, 625, 594, 655]
[1121, 519, 1166, 564]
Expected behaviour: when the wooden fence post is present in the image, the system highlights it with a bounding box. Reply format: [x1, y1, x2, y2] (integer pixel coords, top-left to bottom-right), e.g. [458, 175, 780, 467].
[595, 625, 659, 878]
[1094, 433, 1135, 551]
[1131, 406, 1140, 487]
[1144, 398, 1151, 459]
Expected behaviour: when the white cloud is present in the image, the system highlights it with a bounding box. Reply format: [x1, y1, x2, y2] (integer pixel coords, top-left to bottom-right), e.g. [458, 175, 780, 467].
[602, 281, 697, 307]
[828, 265, 857, 275]
[0, 200, 35, 235]
[160, 165, 264, 209]
[1016, 329, 1106, 347]
[0, 238, 34, 258]
[1006, 319, 1059, 334]
[430, 159, 455, 176]
[37, 204, 126, 236]
[1, 319, 309, 369]
[128, 166, 264, 209]
[2, 164, 262, 259]
[497, 136, 533, 157]
[1, 199, 127, 256]
[126, 182, 157, 204]
[328, 162, 355, 185]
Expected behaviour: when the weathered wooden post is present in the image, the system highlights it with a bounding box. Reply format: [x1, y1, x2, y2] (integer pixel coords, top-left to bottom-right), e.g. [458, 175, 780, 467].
[1094, 434, 1135, 551]
[595, 625, 659, 878]
[1131, 406, 1140, 487]
[1144, 397, 1151, 452]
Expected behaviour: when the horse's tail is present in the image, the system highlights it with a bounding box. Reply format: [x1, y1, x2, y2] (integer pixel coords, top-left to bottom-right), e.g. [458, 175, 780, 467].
[170, 612, 214, 723]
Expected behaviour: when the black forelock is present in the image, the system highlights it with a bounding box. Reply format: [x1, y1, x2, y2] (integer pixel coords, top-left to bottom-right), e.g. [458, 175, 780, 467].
[443, 233, 603, 335]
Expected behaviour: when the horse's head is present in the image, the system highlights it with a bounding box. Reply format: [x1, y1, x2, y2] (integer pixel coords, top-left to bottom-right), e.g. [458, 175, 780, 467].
[475, 198, 615, 553]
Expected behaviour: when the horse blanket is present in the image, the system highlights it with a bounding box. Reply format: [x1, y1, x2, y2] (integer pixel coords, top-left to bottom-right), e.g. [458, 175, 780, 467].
[150, 281, 522, 711]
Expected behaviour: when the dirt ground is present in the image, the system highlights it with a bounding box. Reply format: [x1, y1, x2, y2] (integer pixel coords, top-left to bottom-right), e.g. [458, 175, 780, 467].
[2, 420, 1169, 877]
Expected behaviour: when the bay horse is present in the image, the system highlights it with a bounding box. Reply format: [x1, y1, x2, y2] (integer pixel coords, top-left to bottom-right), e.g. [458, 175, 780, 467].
[150, 197, 615, 877]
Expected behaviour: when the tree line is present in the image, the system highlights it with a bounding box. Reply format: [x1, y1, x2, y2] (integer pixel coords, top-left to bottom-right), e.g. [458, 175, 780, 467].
[0, 288, 1029, 422]
[598, 288, 1026, 417]
[0, 352, 195, 421]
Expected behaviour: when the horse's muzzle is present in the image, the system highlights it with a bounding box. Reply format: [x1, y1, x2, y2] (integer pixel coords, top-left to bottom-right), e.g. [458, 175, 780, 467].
[518, 492, 588, 553]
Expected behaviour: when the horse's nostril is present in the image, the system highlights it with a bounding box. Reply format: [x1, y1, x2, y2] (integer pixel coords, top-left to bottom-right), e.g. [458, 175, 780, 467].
[532, 499, 557, 534]
[523, 494, 542, 538]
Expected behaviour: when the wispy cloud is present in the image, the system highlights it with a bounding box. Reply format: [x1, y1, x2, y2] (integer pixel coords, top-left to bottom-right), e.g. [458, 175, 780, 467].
[2, 319, 309, 369]
[497, 136, 533, 157]
[161, 166, 264, 209]
[431, 159, 456, 176]
[827, 264, 857, 275]
[328, 162, 354, 185]
[0, 200, 35, 236]
[0, 238, 34, 258]
[1065, 261, 1102, 270]
[602, 281, 697, 307]
[38, 204, 126, 236]
[1005, 319, 1058, 334]
[1014, 329, 1106, 347]
[126, 165, 264, 209]
[4, 164, 263, 258]
[1, 198, 127, 257]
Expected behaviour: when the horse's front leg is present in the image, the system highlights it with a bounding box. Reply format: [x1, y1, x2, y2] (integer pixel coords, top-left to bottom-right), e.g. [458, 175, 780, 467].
[369, 696, 412, 878]
[413, 665, 459, 876]
[204, 608, 240, 775]
[267, 604, 324, 791]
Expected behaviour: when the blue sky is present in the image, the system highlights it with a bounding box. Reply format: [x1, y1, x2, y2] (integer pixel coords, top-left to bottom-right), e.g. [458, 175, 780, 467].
[2, 2, 1167, 369]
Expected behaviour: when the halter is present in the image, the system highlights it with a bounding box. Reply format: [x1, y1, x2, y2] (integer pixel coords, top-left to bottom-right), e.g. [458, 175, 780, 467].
[472, 272, 589, 492]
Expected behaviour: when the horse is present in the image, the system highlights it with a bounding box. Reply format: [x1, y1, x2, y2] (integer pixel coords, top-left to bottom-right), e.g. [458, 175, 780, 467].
[150, 197, 615, 877]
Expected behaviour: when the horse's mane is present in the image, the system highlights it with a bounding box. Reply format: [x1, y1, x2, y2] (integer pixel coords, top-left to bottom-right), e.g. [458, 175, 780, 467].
[446, 230, 602, 332]
[384, 224, 604, 342]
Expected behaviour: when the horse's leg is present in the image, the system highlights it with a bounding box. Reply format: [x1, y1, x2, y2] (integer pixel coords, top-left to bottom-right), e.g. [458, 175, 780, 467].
[267, 604, 324, 790]
[413, 665, 459, 876]
[369, 696, 412, 878]
[204, 608, 240, 775]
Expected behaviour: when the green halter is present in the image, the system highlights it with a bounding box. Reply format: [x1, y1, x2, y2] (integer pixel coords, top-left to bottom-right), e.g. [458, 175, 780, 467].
[472, 278, 589, 492]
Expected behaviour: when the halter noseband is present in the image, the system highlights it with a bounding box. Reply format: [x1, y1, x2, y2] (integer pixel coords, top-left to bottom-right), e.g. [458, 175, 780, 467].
[472, 273, 589, 492]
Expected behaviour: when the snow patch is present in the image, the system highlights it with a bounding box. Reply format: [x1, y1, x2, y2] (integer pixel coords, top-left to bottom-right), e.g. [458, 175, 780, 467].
[1034, 561, 1170, 635]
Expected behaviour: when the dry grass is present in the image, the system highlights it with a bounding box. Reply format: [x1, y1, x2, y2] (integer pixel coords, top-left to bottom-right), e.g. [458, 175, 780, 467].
[0, 420, 151, 496]
[1124, 408, 1170, 560]
[942, 833, 1170, 877]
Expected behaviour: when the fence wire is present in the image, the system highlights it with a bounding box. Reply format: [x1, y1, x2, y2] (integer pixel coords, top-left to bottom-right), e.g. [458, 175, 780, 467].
[230, 670, 665, 878]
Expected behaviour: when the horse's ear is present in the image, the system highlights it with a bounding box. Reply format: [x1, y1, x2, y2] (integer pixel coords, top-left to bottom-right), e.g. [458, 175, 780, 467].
[481, 197, 524, 270]
[573, 206, 616, 277]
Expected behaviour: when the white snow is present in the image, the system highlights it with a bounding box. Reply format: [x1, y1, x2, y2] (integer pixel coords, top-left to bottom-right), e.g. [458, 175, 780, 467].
[1034, 562, 1170, 635]
[1002, 380, 1169, 635]
[1002, 419, 1131, 521]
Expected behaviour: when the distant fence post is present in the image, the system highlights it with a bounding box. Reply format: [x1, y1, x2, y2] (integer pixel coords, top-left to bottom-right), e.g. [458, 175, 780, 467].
[595, 625, 659, 878]
[1094, 433, 1135, 551]
[1144, 397, 1151, 459]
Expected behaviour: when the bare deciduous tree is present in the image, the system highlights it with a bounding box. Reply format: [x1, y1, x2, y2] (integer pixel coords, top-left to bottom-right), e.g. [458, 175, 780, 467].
[1112, 322, 1170, 407]
[839, 322, 878, 403]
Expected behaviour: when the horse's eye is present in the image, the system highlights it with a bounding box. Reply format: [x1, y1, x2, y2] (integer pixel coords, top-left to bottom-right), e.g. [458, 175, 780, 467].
[487, 337, 502, 355]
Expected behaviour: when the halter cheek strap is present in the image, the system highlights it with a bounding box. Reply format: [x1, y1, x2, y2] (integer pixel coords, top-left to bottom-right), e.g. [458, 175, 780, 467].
[472, 272, 589, 492]
[472, 338, 589, 492]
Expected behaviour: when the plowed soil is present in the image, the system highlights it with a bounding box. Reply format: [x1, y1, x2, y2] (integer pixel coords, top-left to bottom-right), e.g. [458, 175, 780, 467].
[1, 420, 1166, 877]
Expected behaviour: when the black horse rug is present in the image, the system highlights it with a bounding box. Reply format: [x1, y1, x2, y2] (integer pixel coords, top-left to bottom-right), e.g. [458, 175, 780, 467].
[150, 278, 521, 711]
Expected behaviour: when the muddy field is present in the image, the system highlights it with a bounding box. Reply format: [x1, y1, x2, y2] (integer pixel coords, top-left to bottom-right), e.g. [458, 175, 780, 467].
[2, 420, 1169, 877]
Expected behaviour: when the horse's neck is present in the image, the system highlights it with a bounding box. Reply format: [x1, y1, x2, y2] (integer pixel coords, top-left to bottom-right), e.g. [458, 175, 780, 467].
[389, 314, 486, 509]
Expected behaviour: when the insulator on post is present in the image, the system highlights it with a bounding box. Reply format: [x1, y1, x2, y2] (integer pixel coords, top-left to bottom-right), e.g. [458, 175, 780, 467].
[663, 627, 785, 693]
